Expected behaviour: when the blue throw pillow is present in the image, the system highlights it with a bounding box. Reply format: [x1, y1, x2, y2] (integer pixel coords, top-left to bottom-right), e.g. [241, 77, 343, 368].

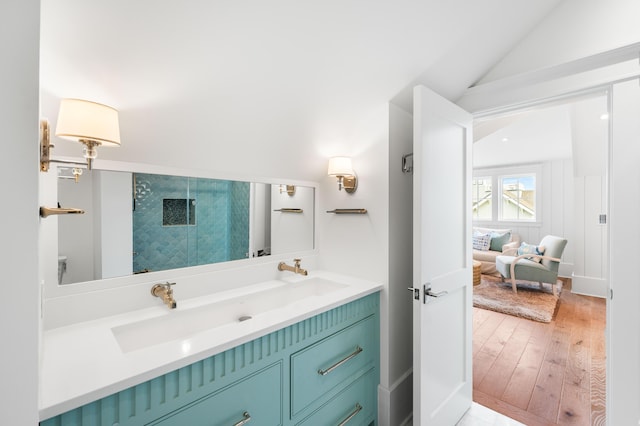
[517, 242, 545, 262]
[489, 231, 511, 252]
[473, 233, 491, 251]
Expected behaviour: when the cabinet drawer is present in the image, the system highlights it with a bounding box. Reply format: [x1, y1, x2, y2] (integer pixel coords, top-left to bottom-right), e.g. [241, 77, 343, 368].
[149, 362, 282, 426]
[296, 369, 375, 426]
[291, 315, 376, 416]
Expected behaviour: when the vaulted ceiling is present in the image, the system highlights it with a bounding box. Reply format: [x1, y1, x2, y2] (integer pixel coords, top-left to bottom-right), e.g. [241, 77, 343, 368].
[40, 0, 563, 175]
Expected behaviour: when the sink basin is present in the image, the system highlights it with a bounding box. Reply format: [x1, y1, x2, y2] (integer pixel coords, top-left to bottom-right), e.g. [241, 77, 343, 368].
[112, 277, 347, 353]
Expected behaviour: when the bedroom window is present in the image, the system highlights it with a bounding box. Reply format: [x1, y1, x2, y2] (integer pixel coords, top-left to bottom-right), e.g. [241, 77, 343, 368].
[472, 177, 492, 220]
[499, 174, 536, 221]
[473, 165, 540, 224]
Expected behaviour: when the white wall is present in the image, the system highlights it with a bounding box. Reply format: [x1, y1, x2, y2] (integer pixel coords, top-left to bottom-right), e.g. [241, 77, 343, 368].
[270, 185, 314, 255]
[380, 103, 414, 425]
[315, 104, 392, 422]
[570, 97, 608, 297]
[0, 0, 40, 423]
[317, 104, 389, 281]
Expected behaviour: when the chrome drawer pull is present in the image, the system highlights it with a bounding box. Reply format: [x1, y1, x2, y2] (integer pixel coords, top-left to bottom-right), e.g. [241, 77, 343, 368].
[337, 403, 362, 426]
[232, 411, 251, 426]
[317, 346, 363, 376]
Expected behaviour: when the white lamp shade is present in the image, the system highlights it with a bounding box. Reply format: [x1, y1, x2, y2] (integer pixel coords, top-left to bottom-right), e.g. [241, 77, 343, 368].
[327, 156, 354, 176]
[55, 98, 121, 147]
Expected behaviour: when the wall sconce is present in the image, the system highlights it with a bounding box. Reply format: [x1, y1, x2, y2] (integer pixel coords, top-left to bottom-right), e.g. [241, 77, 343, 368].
[40, 98, 121, 172]
[327, 156, 358, 193]
[279, 184, 296, 196]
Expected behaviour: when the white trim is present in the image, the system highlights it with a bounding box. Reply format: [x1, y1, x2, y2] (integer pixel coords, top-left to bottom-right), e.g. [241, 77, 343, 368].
[378, 368, 413, 426]
[458, 42, 640, 114]
[571, 274, 607, 298]
[466, 42, 640, 97]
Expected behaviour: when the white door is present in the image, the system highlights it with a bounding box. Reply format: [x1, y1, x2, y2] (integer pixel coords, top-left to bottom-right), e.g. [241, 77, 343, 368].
[412, 85, 473, 425]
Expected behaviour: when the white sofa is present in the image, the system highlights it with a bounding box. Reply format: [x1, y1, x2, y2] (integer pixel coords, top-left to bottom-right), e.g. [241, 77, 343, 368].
[473, 227, 521, 276]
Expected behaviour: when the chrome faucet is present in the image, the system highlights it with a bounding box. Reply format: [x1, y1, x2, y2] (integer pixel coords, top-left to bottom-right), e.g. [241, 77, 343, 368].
[278, 258, 308, 276]
[151, 282, 177, 309]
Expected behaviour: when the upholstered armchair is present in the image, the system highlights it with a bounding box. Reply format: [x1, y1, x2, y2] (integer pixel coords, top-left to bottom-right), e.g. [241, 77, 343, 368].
[495, 235, 568, 295]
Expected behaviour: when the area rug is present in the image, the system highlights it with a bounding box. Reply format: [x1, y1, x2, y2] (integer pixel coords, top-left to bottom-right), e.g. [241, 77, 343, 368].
[473, 277, 562, 323]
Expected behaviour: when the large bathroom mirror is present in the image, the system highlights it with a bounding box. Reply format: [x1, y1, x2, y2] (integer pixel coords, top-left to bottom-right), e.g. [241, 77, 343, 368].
[56, 166, 315, 285]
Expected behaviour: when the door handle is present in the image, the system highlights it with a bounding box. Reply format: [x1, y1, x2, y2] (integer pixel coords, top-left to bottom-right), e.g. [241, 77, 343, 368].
[425, 287, 448, 298]
[409, 284, 448, 303]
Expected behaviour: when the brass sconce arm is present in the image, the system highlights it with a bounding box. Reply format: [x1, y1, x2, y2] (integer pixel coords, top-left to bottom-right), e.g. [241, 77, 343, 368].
[40, 120, 87, 172]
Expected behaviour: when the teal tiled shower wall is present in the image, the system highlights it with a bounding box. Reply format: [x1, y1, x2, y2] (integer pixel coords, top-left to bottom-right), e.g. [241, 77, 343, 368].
[133, 174, 250, 274]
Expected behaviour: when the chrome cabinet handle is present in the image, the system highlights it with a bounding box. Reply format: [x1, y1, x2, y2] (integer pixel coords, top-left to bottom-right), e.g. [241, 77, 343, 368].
[318, 346, 363, 376]
[337, 403, 362, 426]
[232, 411, 251, 426]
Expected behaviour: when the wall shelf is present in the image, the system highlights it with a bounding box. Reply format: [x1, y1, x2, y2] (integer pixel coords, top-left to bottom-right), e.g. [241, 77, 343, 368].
[326, 209, 368, 215]
[273, 208, 303, 213]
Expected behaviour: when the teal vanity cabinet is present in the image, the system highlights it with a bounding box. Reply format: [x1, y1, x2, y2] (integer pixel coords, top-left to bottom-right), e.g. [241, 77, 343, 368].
[149, 362, 283, 425]
[41, 292, 379, 426]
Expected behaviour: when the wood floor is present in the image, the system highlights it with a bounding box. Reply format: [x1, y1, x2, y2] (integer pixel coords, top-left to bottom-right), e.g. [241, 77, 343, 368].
[472, 277, 606, 426]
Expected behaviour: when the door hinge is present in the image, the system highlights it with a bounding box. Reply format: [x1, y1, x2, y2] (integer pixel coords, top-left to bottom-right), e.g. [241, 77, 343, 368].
[610, 288, 613, 300]
[599, 214, 607, 224]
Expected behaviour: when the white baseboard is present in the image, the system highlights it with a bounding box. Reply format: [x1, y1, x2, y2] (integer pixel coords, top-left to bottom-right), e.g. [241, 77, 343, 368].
[559, 262, 573, 279]
[378, 369, 413, 426]
[571, 274, 607, 298]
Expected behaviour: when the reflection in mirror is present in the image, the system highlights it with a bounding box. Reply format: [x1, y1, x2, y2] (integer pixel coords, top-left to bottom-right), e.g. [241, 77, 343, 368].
[57, 168, 315, 285]
[132, 174, 251, 274]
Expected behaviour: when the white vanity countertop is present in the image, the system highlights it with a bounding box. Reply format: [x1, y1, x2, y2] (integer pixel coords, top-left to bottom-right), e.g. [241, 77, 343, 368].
[39, 270, 382, 421]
